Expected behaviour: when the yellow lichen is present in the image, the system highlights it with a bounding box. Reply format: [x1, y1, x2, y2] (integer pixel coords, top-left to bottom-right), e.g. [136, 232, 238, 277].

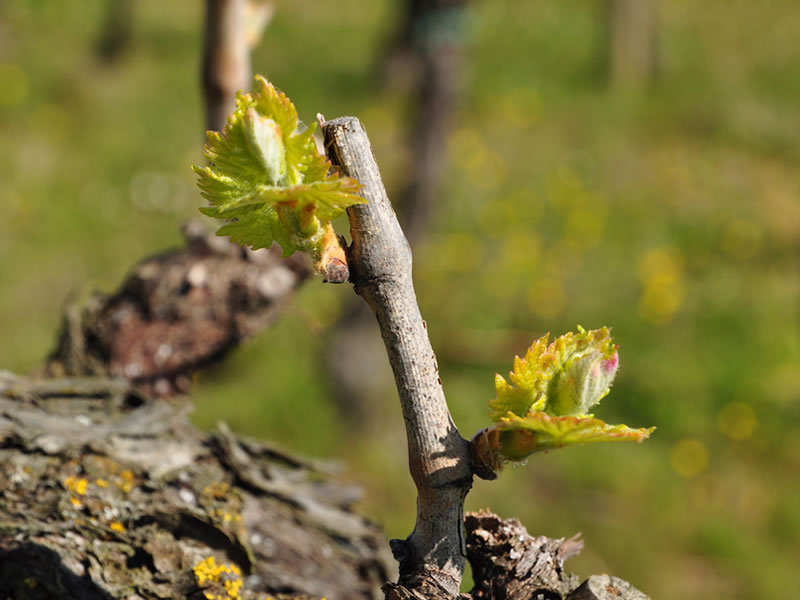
[117, 470, 135, 493]
[203, 481, 231, 498]
[64, 476, 89, 495]
[194, 556, 222, 585]
[95, 478, 109, 488]
[193, 556, 243, 600]
[224, 577, 243, 598]
[110, 521, 126, 533]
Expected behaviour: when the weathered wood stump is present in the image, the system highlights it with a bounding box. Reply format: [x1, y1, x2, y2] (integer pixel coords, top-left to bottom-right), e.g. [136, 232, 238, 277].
[44, 221, 310, 397]
[0, 372, 395, 600]
[464, 511, 649, 600]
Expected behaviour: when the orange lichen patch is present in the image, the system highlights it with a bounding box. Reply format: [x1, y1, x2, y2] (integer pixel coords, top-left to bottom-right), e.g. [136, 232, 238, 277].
[110, 521, 126, 533]
[224, 576, 243, 598]
[264, 597, 328, 600]
[117, 469, 135, 493]
[202, 481, 231, 499]
[211, 507, 243, 525]
[69, 496, 82, 507]
[64, 476, 89, 495]
[95, 478, 109, 488]
[193, 556, 244, 600]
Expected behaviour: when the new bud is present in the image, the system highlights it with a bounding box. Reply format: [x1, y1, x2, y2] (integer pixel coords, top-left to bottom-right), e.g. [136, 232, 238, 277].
[551, 345, 619, 416]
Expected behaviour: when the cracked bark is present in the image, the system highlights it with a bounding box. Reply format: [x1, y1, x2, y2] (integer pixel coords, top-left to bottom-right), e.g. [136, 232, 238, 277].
[0, 372, 396, 600]
[43, 220, 310, 397]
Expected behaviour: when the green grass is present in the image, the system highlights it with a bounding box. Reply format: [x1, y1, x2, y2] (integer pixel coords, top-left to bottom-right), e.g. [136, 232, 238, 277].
[2, 1, 799, 598]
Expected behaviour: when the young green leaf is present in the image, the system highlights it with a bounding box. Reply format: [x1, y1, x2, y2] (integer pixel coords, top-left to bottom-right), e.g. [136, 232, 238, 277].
[193, 76, 364, 275]
[473, 327, 654, 478]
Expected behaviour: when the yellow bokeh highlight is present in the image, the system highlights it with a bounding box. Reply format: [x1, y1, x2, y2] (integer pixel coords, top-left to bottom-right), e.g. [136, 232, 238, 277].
[448, 127, 487, 169]
[500, 232, 541, 273]
[527, 278, 566, 319]
[438, 233, 482, 273]
[717, 402, 757, 441]
[500, 87, 542, 129]
[543, 239, 582, 278]
[636, 247, 682, 284]
[564, 207, 606, 249]
[637, 247, 684, 324]
[466, 150, 508, 192]
[0, 63, 28, 105]
[670, 438, 709, 478]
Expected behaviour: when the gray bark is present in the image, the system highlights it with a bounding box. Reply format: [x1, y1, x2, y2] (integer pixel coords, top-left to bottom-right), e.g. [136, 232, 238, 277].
[322, 117, 473, 598]
[0, 372, 396, 600]
[567, 575, 649, 600]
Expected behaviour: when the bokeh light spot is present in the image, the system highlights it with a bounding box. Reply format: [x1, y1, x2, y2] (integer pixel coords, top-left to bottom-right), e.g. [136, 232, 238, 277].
[564, 207, 605, 249]
[501, 232, 541, 273]
[638, 278, 684, 324]
[500, 87, 542, 128]
[527, 278, 565, 319]
[636, 247, 682, 283]
[637, 247, 684, 324]
[717, 402, 757, 441]
[670, 438, 709, 478]
[438, 233, 483, 273]
[467, 150, 508, 192]
[448, 127, 487, 168]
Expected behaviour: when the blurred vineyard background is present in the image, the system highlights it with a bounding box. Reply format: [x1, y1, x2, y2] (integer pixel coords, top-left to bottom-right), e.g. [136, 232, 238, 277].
[2, 1, 799, 598]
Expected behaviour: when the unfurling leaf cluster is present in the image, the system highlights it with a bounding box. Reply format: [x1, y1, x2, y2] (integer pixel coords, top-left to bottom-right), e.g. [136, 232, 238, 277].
[472, 326, 654, 478]
[193, 76, 364, 279]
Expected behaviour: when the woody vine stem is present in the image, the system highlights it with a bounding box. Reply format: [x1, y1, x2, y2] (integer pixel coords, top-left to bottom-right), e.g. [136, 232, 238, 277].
[322, 116, 474, 597]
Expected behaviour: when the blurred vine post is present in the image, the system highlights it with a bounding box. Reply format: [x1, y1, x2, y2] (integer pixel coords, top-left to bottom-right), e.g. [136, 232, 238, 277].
[94, 0, 134, 63]
[326, 0, 471, 426]
[379, 0, 470, 244]
[604, 0, 659, 89]
[202, 0, 274, 132]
